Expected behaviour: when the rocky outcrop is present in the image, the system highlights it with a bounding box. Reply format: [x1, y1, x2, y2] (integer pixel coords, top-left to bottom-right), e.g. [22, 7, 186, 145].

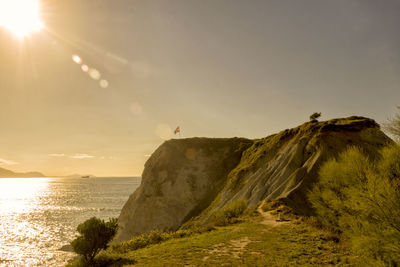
[116, 138, 252, 241]
[116, 117, 392, 242]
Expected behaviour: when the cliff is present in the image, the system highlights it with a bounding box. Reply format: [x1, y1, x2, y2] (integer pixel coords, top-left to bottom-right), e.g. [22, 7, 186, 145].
[116, 117, 392, 242]
[0, 167, 45, 178]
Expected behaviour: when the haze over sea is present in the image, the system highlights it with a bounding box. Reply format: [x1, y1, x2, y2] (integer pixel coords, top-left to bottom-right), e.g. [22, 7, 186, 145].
[0, 177, 141, 266]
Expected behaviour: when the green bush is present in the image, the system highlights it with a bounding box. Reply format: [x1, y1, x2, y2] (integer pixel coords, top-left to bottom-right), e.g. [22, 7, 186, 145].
[308, 147, 372, 231]
[309, 145, 400, 265]
[213, 199, 247, 226]
[71, 217, 118, 264]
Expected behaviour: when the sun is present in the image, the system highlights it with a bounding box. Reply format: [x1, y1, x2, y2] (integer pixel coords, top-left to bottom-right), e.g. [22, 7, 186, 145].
[0, 0, 44, 39]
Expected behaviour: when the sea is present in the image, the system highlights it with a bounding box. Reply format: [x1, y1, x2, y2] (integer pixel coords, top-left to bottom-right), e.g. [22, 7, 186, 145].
[0, 177, 141, 266]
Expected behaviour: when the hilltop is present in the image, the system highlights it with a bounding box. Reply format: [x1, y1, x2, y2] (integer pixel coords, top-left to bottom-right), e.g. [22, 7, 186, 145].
[116, 116, 391, 241]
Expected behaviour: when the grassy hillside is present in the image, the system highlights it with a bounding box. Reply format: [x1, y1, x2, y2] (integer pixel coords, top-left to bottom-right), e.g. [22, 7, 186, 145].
[115, 222, 355, 266]
[74, 206, 359, 266]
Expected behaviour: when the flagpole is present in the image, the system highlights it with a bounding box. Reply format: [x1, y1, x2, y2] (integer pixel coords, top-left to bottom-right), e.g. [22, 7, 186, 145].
[174, 126, 181, 139]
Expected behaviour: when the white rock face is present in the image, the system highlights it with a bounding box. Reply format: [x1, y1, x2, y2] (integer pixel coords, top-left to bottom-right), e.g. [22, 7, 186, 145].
[115, 138, 251, 241]
[116, 117, 392, 242]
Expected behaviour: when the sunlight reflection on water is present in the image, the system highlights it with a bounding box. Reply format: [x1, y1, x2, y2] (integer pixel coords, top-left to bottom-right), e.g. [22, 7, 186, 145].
[0, 177, 140, 266]
[0, 178, 49, 215]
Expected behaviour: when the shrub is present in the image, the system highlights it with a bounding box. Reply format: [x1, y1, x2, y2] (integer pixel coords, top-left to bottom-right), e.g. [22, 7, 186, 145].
[213, 199, 247, 226]
[71, 217, 118, 264]
[308, 147, 372, 231]
[309, 145, 400, 265]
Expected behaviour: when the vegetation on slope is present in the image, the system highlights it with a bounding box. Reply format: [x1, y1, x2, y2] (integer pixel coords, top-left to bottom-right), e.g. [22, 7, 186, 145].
[82, 208, 357, 266]
[309, 109, 400, 266]
[309, 145, 400, 266]
[111, 221, 356, 266]
[68, 198, 360, 266]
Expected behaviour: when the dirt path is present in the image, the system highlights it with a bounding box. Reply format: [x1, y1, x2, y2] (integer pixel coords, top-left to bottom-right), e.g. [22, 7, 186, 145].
[257, 202, 290, 227]
[202, 236, 252, 261]
[203, 202, 291, 261]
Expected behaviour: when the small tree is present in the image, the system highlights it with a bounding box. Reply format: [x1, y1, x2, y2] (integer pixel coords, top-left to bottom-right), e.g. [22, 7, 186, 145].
[309, 112, 321, 122]
[71, 217, 118, 264]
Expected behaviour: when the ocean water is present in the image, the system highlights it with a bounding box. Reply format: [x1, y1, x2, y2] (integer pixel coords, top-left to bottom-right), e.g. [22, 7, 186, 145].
[0, 177, 141, 266]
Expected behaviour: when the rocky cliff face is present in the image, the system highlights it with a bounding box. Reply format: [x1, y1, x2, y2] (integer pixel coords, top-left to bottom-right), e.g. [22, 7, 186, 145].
[116, 117, 392, 242]
[116, 138, 252, 241]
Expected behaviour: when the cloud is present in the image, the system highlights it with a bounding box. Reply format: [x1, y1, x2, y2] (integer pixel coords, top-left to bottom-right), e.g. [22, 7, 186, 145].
[48, 153, 66, 157]
[0, 158, 19, 165]
[48, 153, 97, 159]
[71, 154, 95, 159]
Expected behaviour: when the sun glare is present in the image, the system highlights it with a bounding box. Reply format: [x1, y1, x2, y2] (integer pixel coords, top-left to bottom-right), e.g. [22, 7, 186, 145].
[0, 0, 44, 38]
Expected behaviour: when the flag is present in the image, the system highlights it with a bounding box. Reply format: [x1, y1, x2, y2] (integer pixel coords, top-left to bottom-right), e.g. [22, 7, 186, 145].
[174, 126, 180, 135]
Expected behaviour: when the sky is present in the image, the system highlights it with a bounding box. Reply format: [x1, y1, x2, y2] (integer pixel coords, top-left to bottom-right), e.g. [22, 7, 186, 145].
[0, 0, 399, 176]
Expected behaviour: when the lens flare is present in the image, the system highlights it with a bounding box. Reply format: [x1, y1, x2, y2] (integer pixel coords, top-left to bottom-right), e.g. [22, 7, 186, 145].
[155, 124, 172, 140]
[81, 64, 89, 73]
[0, 0, 44, 38]
[72, 55, 82, 64]
[99, 79, 109, 88]
[89, 69, 101, 80]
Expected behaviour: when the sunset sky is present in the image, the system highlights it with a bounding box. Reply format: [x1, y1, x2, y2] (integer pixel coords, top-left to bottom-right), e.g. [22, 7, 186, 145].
[0, 0, 399, 176]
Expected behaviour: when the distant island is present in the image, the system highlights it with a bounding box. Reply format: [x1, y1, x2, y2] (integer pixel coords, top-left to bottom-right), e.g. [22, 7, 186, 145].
[0, 167, 45, 178]
[0, 169, 101, 178]
[63, 174, 96, 179]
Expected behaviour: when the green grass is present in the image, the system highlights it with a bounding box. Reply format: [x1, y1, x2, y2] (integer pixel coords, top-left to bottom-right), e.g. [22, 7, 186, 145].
[94, 215, 358, 266]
